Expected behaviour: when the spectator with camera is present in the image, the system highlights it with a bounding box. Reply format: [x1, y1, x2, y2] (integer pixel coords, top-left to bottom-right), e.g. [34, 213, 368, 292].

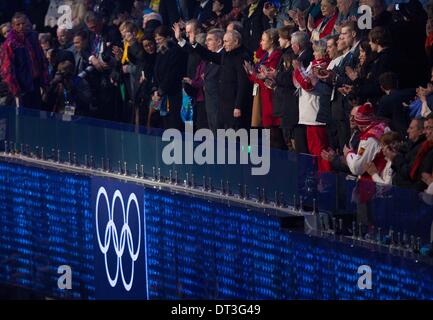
[46, 60, 92, 116]
[73, 30, 91, 77]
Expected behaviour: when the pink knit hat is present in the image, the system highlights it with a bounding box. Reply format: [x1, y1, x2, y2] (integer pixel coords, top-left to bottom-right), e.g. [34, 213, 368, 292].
[355, 103, 375, 126]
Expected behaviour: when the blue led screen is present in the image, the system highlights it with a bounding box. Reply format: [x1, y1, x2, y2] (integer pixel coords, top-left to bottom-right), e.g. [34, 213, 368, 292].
[1, 160, 433, 299]
[0, 161, 95, 299]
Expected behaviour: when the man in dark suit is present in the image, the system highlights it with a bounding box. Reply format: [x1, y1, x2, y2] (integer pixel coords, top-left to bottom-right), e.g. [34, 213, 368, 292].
[199, 29, 224, 132]
[325, 21, 360, 152]
[85, 11, 122, 120]
[175, 25, 251, 129]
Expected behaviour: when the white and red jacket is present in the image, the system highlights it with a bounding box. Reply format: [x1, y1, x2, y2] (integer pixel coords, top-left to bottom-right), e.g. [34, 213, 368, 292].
[293, 58, 330, 126]
[346, 122, 390, 178]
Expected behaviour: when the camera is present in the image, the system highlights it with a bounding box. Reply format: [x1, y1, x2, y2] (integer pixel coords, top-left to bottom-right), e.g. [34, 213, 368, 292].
[78, 65, 96, 79]
[101, 42, 115, 63]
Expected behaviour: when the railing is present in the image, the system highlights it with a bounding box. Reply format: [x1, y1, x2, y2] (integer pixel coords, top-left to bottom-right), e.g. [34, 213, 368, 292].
[1, 106, 432, 244]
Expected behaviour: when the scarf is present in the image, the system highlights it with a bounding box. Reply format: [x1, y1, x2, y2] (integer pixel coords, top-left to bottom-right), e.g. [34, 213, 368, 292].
[410, 140, 433, 180]
[248, 2, 259, 18]
[359, 121, 387, 142]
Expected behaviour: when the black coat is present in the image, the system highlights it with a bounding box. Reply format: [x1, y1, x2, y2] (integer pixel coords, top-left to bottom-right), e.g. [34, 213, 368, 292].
[193, 44, 252, 129]
[355, 48, 402, 104]
[376, 89, 414, 137]
[153, 41, 187, 130]
[413, 148, 433, 191]
[153, 41, 187, 97]
[203, 60, 220, 131]
[392, 136, 426, 189]
[273, 49, 298, 129]
[297, 47, 313, 68]
[241, 0, 269, 54]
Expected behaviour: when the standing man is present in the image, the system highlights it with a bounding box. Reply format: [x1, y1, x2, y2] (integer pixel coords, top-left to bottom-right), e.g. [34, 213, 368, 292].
[0, 12, 48, 109]
[85, 11, 122, 120]
[290, 31, 313, 153]
[203, 28, 224, 132]
[176, 25, 251, 129]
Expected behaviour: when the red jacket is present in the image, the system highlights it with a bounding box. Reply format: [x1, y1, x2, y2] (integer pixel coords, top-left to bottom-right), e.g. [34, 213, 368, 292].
[248, 49, 282, 127]
[313, 12, 338, 39]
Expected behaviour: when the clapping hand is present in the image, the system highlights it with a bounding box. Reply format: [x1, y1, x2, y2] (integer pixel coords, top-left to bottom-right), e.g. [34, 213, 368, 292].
[243, 61, 255, 75]
[321, 148, 336, 162]
[345, 66, 358, 81]
[307, 15, 315, 32]
[343, 145, 352, 158]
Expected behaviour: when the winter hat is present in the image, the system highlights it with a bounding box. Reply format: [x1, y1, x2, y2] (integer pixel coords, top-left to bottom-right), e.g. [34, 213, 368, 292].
[355, 102, 375, 127]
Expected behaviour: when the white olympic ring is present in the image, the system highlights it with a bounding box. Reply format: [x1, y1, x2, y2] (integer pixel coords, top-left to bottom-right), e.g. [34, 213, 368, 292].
[95, 187, 141, 291]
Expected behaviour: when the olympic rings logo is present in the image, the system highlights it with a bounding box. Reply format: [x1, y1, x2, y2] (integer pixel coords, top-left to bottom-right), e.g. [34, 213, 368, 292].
[95, 187, 141, 291]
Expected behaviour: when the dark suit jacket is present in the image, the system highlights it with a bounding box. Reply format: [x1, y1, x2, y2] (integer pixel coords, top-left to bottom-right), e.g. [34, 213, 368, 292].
[273, 48, 298, 129]
[376, 89, 414, 137]
[204, 61, 220, 99]
[193, 44, 252, 128]
[153, 41, 187, 97]
[392, 136, 426, 189]
[297, 46, 313, 68]
[355, 48, 403, 103]
[415, 148, 433, 191]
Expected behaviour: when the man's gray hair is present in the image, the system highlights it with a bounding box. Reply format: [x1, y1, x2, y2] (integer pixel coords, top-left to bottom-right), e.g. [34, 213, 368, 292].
[207, 28, 224, 41]
[186, 19, 200, 31]
[291, 31, 309, 49]
[226, 30, 242, 44]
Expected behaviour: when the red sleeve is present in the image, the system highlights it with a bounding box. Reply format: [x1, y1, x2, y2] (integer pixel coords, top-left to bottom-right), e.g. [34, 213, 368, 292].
[294, 68, 313, 91]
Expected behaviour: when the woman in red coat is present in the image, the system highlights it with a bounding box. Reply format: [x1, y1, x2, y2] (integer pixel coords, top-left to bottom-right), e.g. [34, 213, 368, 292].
[245, 29, 282, 129]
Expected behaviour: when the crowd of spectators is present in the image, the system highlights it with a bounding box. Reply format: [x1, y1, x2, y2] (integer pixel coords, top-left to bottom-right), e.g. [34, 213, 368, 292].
[0, 0, 433, 196]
